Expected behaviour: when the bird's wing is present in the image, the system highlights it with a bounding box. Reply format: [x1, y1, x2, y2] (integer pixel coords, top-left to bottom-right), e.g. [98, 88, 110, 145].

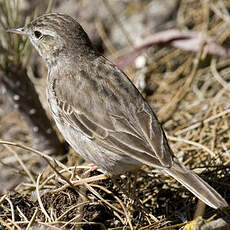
[52, 56, 173, 168]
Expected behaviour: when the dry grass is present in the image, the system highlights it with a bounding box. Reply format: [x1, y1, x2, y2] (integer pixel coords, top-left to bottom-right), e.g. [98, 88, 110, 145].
[0, 0, 230, 229]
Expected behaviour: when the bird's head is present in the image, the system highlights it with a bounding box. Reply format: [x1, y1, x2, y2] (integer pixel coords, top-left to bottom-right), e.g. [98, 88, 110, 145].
[8, 13, 92, 66]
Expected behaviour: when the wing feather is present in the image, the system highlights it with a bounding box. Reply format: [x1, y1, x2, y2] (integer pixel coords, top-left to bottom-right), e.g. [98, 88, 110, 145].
[51, 56, 173, 168]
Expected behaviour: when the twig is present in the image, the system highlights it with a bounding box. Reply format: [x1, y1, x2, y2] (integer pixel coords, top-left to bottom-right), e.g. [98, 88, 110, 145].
[5, 197, 15, 225]
[175, 108, 230, 135]
[36, 173, 52, 222]
[25, 208, 38, 230]
[102, 0, 134, 47]
[3, 144, 36, 184]
[167, 135, 216, 157]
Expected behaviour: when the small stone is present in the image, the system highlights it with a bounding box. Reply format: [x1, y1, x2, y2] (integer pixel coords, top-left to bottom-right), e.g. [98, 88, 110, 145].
[14, 104, 19, 109]
[33, 126, 39, 132]
[13, 95, 20, 101]
[135, 73, 146, 93]
[46, 128, 52, 134]
[29, 108, 36, 114]
[135, 56, 146, 69]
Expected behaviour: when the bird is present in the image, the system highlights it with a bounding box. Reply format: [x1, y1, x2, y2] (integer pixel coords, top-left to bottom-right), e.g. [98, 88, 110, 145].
[8, 13, 228, 209]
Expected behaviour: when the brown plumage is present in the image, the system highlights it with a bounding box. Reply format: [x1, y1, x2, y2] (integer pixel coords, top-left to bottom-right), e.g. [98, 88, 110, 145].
[8, 13, 228, 209]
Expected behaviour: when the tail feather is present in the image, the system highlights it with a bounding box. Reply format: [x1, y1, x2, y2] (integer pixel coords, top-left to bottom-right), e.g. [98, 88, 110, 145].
[164, 160, 228, 209]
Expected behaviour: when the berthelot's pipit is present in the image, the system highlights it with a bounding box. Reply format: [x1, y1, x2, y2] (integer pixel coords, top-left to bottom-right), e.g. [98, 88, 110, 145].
[8, 13, 228, 209]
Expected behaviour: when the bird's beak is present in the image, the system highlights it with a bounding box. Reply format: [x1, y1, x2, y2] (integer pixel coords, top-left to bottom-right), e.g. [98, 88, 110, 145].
[7, 27, 27, 36]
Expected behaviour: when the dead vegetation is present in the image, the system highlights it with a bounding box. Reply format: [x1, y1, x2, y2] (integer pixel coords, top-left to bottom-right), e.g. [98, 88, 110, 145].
[0, 0, 230, 229]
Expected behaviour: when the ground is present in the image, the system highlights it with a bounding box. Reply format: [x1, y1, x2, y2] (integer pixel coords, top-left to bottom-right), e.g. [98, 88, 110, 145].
[0, 0, 229, 229]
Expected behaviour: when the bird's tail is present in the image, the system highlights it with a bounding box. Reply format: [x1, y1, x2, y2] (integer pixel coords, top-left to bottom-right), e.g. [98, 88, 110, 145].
[164, 159, 228, 209]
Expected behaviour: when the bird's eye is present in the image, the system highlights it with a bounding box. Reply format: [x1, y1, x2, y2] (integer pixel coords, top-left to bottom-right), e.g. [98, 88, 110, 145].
[34, 30, 42, 39]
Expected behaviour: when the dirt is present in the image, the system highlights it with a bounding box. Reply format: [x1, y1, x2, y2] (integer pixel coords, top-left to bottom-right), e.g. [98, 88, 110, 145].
[0, 0, 230, 229]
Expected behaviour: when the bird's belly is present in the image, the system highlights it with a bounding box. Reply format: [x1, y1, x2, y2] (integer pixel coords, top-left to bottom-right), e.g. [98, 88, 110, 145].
[53, 116, 142, 175]
[46, 88, 142, 174]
